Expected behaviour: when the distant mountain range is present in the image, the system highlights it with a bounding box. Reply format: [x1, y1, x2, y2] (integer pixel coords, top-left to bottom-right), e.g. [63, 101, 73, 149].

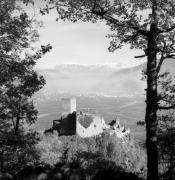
[35, 59, 175, 99]
[36, 63, 146, 98]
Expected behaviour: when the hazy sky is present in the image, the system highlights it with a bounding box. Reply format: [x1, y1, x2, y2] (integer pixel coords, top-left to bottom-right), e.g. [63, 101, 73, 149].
[28, 2, 146, 69]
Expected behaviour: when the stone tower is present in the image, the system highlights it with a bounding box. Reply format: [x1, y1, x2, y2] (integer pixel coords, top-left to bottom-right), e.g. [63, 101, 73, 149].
[57, 97, 77, 135]
[61, 97, 76, 116]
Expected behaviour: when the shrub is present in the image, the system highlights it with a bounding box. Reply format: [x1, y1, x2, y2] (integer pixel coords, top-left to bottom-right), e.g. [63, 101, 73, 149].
[36, 131, 62, 166]
[56, 132, 146, 179]
[0, 130, 40, 175]
[34, 130, 146, 179]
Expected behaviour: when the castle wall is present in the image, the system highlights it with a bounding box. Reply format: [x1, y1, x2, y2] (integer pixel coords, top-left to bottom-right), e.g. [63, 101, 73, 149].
[77, 114, 130, 139]
[77, 114, 109, 137]
[60, 112, 76, 136]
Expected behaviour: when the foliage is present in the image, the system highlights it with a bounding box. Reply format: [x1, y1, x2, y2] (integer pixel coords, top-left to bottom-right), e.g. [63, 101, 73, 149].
[138, 71, 175, 178]
[158, 114, 175, 178]
[0, 0, 52, 175]
[0, 129, 41, 175]
[13, 161, 142, 180]
[157, 72, 175, 110]
[36, 131, 62, 166]
[0, 0, 52, 131]
[36, 131, 146, 179]
[155, 72, 175, 177]
[42, 0, 175, 55]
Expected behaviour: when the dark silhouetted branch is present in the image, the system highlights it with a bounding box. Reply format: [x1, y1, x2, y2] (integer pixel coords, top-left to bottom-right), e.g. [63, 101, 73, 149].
[166, 54, 175, 59]
[157, 56, 164, 73]
[157, 42, 166, 73]
[158, 105, 175, 110]
[157, 41, 175, 73]
[101, 15, 149, 37]
[135, 55, 146, 58]
[91, 1, 148, 37]
[159, 24, 175, 34]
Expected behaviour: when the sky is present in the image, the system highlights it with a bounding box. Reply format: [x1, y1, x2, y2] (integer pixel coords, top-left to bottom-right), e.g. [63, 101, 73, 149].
[27, 1, 146, 69]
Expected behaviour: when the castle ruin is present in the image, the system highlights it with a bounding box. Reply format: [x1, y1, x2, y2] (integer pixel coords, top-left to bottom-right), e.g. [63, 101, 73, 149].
[51, 98, 130, 139]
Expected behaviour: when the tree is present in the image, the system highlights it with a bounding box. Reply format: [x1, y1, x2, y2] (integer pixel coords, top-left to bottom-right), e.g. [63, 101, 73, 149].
[138, 71, 175, 178]
[0, 0, 52, 133]
[157, 72, 175, 179]
[158, 115, 175, 180]
[0, 0, 52, 173]
[0, 46, 51, 135]
[41, 0, 175, 179]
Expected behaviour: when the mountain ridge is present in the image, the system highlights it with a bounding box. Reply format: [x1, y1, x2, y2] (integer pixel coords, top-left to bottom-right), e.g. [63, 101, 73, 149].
[36, 59, 175, 98]
[36, 63, 146, 97]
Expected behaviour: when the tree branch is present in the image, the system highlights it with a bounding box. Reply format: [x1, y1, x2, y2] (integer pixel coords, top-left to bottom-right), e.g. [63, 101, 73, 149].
[126, 29, 148, 42]
[160, 98, 174, 104]
[157, 41, 175, 73]
[159, 24, 175, 34]
[158, 105, 175, 110]
[135, 54, 146, 58]
[157, 42, 166, 73]
[160, 165, 175, 178]
[131, 30, 141, 39]
[44, 1, 149, 37]
[166, 54, 175, 59]
[97, 14, 149, 37]
[0, 53, 12, 59]
[0, 7, 12, 22]
[157, 56, 164, 74]
[91, 1, 148, 37]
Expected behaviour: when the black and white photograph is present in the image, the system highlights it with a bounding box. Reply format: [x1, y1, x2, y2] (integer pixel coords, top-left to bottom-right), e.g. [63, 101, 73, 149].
[0, 0, 175, 179]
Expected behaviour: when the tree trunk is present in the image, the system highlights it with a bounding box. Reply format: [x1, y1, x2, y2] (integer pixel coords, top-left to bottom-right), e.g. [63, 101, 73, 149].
[13, 112, 20, 152]
[145, 23, 159, 180]
[14, 113, 20, 135]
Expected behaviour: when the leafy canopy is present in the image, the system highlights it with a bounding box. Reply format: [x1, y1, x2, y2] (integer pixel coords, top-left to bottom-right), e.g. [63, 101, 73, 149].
[0, 0, 52, 129]
[42, 0, 175, 57]
[0, 0, 52, 173]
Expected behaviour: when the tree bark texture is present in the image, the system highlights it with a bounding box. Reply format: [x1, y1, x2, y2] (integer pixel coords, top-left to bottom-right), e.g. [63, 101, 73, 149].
[145, 23, 159, 180]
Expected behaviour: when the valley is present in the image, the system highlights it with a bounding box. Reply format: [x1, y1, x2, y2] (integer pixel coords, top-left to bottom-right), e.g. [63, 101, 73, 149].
[33, 94, 146, 146]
